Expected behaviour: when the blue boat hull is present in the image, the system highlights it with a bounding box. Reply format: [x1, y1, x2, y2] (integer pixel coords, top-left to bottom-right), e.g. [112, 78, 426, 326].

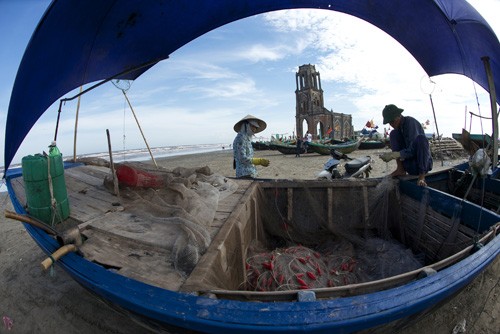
[5, 165, 500, 333]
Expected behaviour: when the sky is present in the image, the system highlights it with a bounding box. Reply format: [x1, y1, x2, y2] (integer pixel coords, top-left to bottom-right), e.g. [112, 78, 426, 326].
[0, 0, 499, 168]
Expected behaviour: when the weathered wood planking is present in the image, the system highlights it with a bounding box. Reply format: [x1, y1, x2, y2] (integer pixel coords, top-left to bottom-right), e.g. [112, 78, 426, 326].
[80, 229, 183, 291]
[64, 166, 110, 187]
[400, 195, 476, 260]
[181, 182, 258, 292]
[64, 166, 130, 224]
[9, 177, 27, 206]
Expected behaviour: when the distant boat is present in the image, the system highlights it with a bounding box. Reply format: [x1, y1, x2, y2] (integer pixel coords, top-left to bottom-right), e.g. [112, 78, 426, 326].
[359, 139, 387, 150]
[274, 142, 304, 155]
[308, 139, 361, 155]
[251, 141, 271, 150]
[319, 138, 346, 145]
[452, 132, 493, 149]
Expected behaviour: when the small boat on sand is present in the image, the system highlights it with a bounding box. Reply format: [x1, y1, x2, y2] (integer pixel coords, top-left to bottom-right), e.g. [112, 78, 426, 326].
[452, 132, 493, 149]
[308, 139, 361, 155]
[251, 141, 271, 150]
[274, 142, 304, 155]
[359, 139, 387, 150]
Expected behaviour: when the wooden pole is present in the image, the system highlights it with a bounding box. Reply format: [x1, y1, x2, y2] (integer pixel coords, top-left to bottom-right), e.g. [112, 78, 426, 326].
[106, 129, 120, 197]
[469, 111, 492, 120]
[481, 57, 498, 168]
[429, 94, 443, 166]
[41, 244, 78, 271]
[122, 90, 158, 168]
[464, 105, 467, 130]
[73, 86, 83, 162]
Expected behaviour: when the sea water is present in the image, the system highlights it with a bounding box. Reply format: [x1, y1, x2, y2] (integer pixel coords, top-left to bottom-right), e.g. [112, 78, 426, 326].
[0, 143, 230, 192]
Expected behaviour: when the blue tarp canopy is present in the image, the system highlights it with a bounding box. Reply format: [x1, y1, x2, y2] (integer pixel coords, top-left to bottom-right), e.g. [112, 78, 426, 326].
[4, 0, 500, 170]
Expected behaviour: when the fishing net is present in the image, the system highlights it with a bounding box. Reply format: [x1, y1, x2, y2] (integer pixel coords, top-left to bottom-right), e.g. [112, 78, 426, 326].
[243, 243, 356, 291]
[103, 162, 238, 275]
[242, 177, 423, 291]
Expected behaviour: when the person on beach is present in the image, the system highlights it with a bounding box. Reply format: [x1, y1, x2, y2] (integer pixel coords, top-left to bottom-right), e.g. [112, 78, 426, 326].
[379, 104, 433, 187]
[295, 136, 303, 157]
[233, 115, 270, 178]
[303, 131, 312, 153]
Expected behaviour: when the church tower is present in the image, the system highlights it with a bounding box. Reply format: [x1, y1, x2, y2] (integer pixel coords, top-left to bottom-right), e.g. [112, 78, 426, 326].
[295, 64, 353, 140]
[295, 64, 324, 117]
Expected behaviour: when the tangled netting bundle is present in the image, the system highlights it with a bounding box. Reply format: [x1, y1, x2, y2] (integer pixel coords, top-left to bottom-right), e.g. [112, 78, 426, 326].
[103, 162, 238, 275]
[244, 245, 356, 291]
[243, 237, 422, 291]
[243, 178, 423, 292]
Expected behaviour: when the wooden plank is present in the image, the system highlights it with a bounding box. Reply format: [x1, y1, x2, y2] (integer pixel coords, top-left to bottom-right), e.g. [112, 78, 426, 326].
[414, 193, 428, 249]
[213, 211, 230, 221]
[400, 195, 479, 261]
[80, 229, 184, 291]
[287, 188, 293, 222]
[84, 211, 187, 250]
[64, 176, 117, 205]
[9, 177, 27, 206]
[217, 202, 241, 213]
[181, 182, 257, 292]
[258, 179, 380, 189]
[64, 167, 108, 187]
[363, 186, 369, 223]
[327, 187, 333, 227]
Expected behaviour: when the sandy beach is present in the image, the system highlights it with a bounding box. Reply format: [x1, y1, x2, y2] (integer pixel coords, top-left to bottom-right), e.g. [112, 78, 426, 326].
[0, 148, 498, 333]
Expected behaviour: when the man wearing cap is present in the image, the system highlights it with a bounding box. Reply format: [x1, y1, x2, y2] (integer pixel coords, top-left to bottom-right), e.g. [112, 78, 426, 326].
[379, 104, 433, 186]
[233, 115, 270, 178]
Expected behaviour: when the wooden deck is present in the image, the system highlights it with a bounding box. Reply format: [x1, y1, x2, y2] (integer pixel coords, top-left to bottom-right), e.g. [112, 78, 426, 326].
[10, 164, 254, 291]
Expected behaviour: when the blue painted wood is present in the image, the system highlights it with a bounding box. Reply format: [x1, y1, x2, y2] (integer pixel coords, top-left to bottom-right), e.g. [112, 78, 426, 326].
[399, 180, 499, 232]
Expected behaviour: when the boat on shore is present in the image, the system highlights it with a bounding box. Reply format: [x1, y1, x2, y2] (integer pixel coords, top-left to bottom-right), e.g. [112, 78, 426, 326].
[359, 139, 387, 150]
[274, 142, 304, 155]
[452, 132, 493, 149]
[308, 139, 361, 155]
[251, 141, 271, 150]
[4, 1, 500, 333]
[319, 138, 346, 145]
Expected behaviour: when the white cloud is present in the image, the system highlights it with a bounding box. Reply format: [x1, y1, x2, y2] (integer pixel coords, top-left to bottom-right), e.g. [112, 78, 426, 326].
[261, 6, 498, 136]
[235, 44, 286, 62]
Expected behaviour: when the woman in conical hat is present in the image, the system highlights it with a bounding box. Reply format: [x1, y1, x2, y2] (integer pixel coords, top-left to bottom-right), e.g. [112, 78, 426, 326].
[232, 114, 270, 178]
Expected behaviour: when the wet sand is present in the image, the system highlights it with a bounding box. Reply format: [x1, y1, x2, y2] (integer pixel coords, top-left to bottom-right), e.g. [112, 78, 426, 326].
[0, 148, 498, 333]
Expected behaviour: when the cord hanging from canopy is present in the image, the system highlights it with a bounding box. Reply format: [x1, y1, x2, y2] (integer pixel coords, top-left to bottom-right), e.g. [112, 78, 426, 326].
[112, 79, 158, 168]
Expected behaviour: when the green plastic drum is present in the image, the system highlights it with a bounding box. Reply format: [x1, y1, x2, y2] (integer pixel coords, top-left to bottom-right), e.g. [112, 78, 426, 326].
[21, 154, 70, 224]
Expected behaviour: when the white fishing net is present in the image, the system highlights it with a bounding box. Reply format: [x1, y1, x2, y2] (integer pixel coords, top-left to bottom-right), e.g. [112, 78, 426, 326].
[103, 162, 238, 274]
